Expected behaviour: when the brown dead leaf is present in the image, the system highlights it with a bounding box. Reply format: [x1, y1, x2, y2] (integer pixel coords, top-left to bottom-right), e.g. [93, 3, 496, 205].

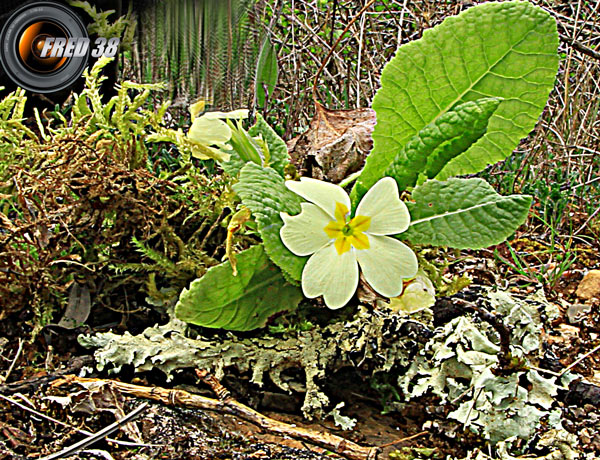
[288, 102, 376, 183]
[0, 422, 34, 448]
[46, 380, 144, 443]
[57, 283, 92, 329]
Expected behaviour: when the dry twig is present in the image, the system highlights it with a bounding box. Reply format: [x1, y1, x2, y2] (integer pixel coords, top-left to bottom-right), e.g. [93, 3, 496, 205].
[0, 338, 23, 384]
[55, 375, 379, 460]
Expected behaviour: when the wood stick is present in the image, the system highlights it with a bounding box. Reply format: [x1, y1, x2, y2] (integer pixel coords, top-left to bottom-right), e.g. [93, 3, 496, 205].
[56, 376, 379, 460]
[559, 34, 600, 61]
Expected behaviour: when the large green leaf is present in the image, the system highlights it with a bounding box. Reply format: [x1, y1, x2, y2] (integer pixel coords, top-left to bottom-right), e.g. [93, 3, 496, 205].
[247, 113, 289, 177]
[351, 98, 500, 204]
[233, 163, 307, 282]
[403, 178, 531, 249]
[175, 245, 302, 331]
[361, 1, 558, 189]
[255, 39, 279, 109]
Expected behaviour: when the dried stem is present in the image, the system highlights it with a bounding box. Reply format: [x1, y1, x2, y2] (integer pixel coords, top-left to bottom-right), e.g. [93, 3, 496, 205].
[56, 376, 379, 460]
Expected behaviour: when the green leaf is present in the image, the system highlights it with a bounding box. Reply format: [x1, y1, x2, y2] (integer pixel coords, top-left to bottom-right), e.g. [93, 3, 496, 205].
[247, 114, 289, 177]
[233, 163, 307, 282]
[221, 148, 247, 178]
[227, 120, 263, 165]
[223, 115, 290, 178]
[175, 245, 302, 331]
[352, 98, 500, 203]
[361, 1, 558, 189]
[403, 178, 531, 249]
[255, 39, 279, 108]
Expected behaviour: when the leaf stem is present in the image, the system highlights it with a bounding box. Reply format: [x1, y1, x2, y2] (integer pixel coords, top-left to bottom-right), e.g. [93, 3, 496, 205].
[338, 170, 362, 188]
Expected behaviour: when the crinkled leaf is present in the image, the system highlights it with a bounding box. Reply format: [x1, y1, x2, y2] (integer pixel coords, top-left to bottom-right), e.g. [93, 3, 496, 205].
[352, 98, 500, 204]
[247, 114, 289, 176]
[221, 148, 247, 178]
[360, 1, 558, 190]
[233, 163, 307, 282]
[175, 245, 301, 331]
[404, 178, 531, 249]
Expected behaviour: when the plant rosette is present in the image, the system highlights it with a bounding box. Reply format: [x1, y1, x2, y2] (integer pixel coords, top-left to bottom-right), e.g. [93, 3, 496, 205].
[280, 176, 418, 309]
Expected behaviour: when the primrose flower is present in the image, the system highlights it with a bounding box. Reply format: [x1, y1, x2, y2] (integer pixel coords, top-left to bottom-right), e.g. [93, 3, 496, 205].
[187, 109, 249, 160]
[280, 177, 418, 309]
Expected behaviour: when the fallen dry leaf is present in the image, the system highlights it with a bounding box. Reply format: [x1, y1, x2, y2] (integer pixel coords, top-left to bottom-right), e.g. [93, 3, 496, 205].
[288, 102, 376, 183]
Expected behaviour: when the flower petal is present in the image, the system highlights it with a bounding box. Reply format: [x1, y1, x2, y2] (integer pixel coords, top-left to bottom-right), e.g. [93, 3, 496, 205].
[356, 235, 418, 298]
[349, 232, 370, 250]
[201, 109, 249, 119]
[350, 215, 371, 233]
[356, 177, 410, 235]
[189, 116, 232, 145]
[387, 270, 436, 314]
[334, 202, 349, 221]
[190, 143, 230, 162]
[334, 237, 351, 255]
[189, 100, 206, 119]
[280, 203, 332, 256]
[285, 178, 350, 219]
[302, 243, 359, 309]
[324, 221, 344, 239]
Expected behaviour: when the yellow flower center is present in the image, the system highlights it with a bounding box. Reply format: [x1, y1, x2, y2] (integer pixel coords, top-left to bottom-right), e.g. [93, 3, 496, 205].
[323, 202, 371, 255]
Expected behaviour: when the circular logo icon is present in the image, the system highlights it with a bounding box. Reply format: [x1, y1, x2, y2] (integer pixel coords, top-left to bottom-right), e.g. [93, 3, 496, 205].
[0, 1, 89, 93]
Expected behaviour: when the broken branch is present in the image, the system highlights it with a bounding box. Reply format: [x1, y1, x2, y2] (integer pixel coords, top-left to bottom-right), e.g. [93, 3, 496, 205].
[55, 375, 379, 460]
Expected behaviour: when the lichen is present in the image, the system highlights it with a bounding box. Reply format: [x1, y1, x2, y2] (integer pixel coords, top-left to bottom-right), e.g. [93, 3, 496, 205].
[80, 289, 579, 444]
[79, 306, 416, 419]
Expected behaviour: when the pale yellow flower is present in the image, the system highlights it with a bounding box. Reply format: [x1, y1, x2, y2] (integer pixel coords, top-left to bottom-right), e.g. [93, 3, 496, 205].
[187, 109, 249, 160]
[280, 177, 418, 309]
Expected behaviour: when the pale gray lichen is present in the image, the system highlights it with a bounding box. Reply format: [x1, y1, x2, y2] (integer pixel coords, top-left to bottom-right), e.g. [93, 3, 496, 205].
[79, 307, 416, 419]
[457, 429, 580, 460]
[399, 289, 571, 443]
[80, 289, 577, 445]
[326, 402, 357, 431]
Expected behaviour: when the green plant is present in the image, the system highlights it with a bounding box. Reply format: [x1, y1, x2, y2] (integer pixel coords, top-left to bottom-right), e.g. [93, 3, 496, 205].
[0, 87, 37, 181]
[494, 218, 578, 290]
[0, 58, 232, 336]
[173, 2, 560, 330]
[68, 0, 136, 50]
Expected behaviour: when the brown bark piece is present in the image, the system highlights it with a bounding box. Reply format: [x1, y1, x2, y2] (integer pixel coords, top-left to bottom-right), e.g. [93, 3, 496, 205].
[576, 270, 600, 300]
